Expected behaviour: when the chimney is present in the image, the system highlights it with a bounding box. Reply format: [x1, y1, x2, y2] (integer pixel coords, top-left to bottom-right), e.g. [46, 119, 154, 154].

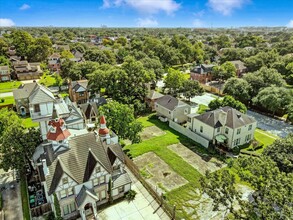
[42, 159, 49, 176]
[218, 110, 227, 126]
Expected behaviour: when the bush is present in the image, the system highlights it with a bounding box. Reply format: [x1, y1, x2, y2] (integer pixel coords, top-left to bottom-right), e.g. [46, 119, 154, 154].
[125, 190, 137, 202]
[46, 212, 56, 220]
[232, 146, 240, 155]
[0, 99, 4, 103]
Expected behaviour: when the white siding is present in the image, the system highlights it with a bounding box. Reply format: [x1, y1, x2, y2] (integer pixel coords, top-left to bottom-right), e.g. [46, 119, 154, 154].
[191, 118, 214, 141]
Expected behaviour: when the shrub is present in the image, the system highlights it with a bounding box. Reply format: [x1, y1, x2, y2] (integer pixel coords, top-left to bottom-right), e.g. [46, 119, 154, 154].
[232, 146, 240, 155]
[46, 212, 56, 220]
[125, 190, 137, 202]
[0, 99, 4, 103]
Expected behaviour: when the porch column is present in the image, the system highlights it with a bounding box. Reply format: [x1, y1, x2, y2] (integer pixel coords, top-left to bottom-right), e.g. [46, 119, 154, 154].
[79, 207, 86, 220]
[92, 202, 98, 219]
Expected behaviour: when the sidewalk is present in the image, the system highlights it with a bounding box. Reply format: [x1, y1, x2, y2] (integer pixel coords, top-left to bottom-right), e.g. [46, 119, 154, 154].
[98, 167, 170, 220]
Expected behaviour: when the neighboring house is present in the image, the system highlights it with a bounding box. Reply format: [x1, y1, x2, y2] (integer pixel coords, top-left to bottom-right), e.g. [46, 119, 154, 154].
[188, 106, 257, 149]
[53, 44, 70, 51]
[0, 65, 11, 82]
[230, 60, 247, 77]
[33, 116, 131, 220]
[13, 60, 43, 80]
[145, 90, 164, 111]
[71, 50, 84, 62]
[13, 82, 39, 115]
[48, 53, 61, 72]
[68, 80, 90, 104]
[190, 64, 215, 84]
[64, 97, 85, 130]
[155, 95, 192, 123]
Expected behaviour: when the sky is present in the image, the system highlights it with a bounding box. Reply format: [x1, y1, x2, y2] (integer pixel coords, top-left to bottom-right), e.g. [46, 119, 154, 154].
[0, 0, 293, 28]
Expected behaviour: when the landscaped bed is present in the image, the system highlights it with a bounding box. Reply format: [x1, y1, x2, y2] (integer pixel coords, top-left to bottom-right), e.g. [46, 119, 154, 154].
[134, 152, 188, 193]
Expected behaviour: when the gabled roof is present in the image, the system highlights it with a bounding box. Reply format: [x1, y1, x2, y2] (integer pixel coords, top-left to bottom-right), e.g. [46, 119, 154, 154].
[72, 80, 88, 92]
[194, 106, 256, 129]
[48, 53, 61, 59]
[146, 90, 164, 100]
[46, 133, 113, 195]
[156, 95, 188, 111]
[79, 103, 99, 120]
[112, 172, 132, 189]
[13, 82, 39, 100]
[229, 60, 247, 70]
[76, 185, 98, 207]
[29, 85, 55, 104]
[47, 118, 71, 141]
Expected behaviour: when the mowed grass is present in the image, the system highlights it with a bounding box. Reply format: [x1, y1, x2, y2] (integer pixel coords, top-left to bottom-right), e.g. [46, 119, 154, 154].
[253, 128, 278, 153]
[0, 81, 21, 93]
[21, 117, 38, 128]
[0, 96, 15, 106]
[125, 115, 208, 219]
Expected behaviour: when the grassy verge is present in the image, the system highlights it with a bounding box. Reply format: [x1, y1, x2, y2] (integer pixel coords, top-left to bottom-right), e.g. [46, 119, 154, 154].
[0, 96, 15, 107]
[125, 115, 209, 219]
[20, 176, 30, 220]
[21, 117, 38, 128]
[0, 81, 21, 93]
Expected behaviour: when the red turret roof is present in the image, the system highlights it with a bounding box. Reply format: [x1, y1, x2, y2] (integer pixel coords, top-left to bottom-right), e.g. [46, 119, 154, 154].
[99, 115, 109, 135]
[100, 115, 106, 124]
[47, 118, 71, 141]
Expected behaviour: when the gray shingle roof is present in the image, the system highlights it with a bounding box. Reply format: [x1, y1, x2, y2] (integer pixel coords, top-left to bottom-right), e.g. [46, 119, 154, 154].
[29, 85, 55, 104]
[156, 95, 188, 111]
[13, 82, 39, 100]
[146, 90, 164, 100]
[112, 172, 131, 189]
[76, 185, 98, 207]
[195, 106, 256, 129]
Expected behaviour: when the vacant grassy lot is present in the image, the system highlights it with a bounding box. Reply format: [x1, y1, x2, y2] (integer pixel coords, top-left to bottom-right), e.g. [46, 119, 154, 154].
[0, 81, 21, 93]
[0, 96, 15, 107]
[125, 115, 210, 219]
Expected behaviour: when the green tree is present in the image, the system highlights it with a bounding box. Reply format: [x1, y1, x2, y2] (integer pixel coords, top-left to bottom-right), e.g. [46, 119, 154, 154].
[28, 35, 53, 62]
[0, 38, 8, 56]
[181, 80, 204, 101]
[209, 95, 247, 113]
[223, 78, 251, 103]
[244, 50, 279, 72]
[53, 193, 62, 220]
[60, 50, 74, 59]
[10, 30, 34, 58]
[141, 57, 164, 84]
[0, 56, 10, 66]
[252, 86, 292, 115]
[164, 68, 185, 96]
[99, 101, 143, 143]
[212, 61, 237, 82]
[263, 134, 293, 173]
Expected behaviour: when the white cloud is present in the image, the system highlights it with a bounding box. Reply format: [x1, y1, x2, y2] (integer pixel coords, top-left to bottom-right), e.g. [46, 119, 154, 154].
[102, 0, 180, 14]
[193, 19, 204, 27]
[137, 17, 158, 27]
[208, 0, 249, 15]
[287, 20, 293, 28]
[0, 18, 15, 27]
[19, 4, 31, 10]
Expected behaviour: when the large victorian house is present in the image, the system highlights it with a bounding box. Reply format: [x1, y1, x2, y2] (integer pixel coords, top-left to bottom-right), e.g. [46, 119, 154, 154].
[33, 116, 132, 219]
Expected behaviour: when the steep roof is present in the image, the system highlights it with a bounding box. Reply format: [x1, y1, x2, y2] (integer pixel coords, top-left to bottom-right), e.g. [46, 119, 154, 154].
[47, 118, 71, 141]
[230, 60, 246, 70]
[29, 85, 55, 104]
[112, 172, 132, 189]
[46, 133, 113, 195]
[72, 80, 88, 92]
[79, 103, 99, 120]
[76, 185, 98, 207]
[156, 95, 188, 111]
[13, 82, 39, 100]
[194, 106, 256, 129]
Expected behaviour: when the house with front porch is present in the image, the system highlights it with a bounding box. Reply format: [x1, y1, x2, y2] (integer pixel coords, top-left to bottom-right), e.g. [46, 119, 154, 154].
[33, 116, 131, 219]
[187, 106, 257, 148]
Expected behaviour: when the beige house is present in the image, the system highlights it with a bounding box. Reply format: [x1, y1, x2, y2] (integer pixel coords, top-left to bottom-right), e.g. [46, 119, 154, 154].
[0, 65, 11, 82]
[13, 60, 43, 80]
[188, 106, 257, 148]
[33, 116, 131, 220]
[155, 95, 193, 123]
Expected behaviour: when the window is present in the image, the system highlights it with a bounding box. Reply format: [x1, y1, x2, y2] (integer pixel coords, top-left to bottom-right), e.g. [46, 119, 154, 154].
[217, 127, 220, 133]
[118, 186, 124, 193]
[62, 177, 68, 185]
[79, 92, 84, 97]
[93, 178, 99, 187]
[68, 187, 74, 196]
[237, 128, 241, 135]
[34, 104, 40, 113]
[113, 165, 119, 171]
[234, 138, 241, 146]
[100, 176, 105, 184]
[248, 124, 252, 131]
[62, 202, 76, 216]
[95, 166, 101, 173]
[225, 128, 229, 134]
[168, 111, 171, 114]
[69, 203, 76, 212]
[246, 134, 252, 142]
[200, 126, 203, 133]
[60, 189, 67, 199]
[101, 190, 106, 199]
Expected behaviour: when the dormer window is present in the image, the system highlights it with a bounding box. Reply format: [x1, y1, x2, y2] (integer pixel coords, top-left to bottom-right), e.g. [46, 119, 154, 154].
[95, 166, 101, 173]
[62, 177, 68, 185]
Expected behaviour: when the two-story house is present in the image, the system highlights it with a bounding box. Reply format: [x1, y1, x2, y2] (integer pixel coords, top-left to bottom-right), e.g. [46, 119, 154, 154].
[145, 90, 164, 111]
[190, 64, 215, 84]
[33, 116, 131, 220]
[0, 65, 11, 82]
[188, 106, 257, 149]
[68, 80, 90, 104]
[13, 60, 43, 80]
[155, 95, 193, 124]
[48, 53, 61, 73]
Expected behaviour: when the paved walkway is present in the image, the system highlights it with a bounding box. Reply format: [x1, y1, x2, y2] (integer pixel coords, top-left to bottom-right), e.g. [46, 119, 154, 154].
[98, 168, 170, 220]
[0, 92, 13, 98]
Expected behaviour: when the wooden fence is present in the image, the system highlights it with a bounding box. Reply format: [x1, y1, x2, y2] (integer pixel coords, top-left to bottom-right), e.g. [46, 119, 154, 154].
[124, 155, 177, 220]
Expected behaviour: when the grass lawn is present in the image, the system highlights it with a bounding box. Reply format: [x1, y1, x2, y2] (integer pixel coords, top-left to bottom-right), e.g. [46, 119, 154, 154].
[39, 72, 57, 87]
[253, 128, 278, 153]
[0, 96, 15, 107]
[20, 176, 30, 220]
[0, 81, 21, 93]
[21, 117, 38, 128]
[125, 115, 209, 219]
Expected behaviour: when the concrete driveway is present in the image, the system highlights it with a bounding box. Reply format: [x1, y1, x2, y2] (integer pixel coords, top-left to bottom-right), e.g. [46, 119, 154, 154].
[0, 169, 23, 220]
[98, 168, 170, 220]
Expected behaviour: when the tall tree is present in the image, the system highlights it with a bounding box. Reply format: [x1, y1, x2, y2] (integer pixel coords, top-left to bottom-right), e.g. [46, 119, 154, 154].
[10, 30, 34, 58]
[28, 35, 53, 62]
[223, 78, 251, 103]
[209, 95, 247, 113]
[212, 61, 237, 82]
[181, 80, 204, 101]
[99, 101, 143, 143]
[164, 68, 185, 96]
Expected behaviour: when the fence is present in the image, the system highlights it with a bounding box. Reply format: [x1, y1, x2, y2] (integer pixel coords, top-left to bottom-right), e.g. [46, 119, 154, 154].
[201, 84, 224, 96]
[124, 155, 177, 220]
[169, 120, 210, 148]
[31, 203, 52, 217]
